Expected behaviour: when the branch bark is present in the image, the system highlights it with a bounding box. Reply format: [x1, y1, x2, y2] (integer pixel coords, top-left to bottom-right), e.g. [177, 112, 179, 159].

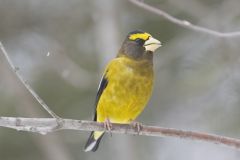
[129, 0, 240, 38]
[0, 117, 240, 150]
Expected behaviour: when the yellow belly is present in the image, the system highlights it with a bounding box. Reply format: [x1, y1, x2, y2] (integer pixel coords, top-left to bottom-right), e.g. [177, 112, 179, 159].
[96, 57, 153, 124]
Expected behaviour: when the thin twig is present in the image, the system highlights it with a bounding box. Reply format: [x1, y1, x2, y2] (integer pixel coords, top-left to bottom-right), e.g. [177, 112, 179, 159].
[0, 117, 240, 150]
[129, 0, 240, 38]
[0, 42, 60, 119]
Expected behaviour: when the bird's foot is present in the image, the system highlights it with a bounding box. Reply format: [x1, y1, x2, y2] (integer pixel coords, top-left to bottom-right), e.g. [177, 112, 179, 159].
[104, 118, 113, 136]
[131, 121, 143, 134]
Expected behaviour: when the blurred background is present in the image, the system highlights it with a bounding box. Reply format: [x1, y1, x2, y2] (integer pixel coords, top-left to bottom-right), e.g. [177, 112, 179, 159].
[1, 0, 240, 159]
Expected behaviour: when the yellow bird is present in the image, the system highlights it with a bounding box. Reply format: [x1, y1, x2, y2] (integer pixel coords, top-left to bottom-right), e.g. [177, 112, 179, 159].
[84, 30, 161, 152]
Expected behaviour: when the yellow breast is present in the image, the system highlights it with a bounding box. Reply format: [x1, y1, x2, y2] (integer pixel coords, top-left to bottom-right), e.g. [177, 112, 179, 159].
[96, 57, 154, 123]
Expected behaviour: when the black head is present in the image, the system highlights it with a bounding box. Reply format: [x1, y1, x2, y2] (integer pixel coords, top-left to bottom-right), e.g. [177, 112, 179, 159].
[118, 30, 161, 60]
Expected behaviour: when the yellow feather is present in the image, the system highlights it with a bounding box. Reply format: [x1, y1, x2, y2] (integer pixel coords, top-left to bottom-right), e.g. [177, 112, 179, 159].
[94, 131, 104, 140]
[96, 56, 153, 124]
[129, 33, 151, 41]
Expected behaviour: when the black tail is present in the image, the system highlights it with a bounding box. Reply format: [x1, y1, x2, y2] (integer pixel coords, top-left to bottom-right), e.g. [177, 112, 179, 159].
[84, 131, 104, 152]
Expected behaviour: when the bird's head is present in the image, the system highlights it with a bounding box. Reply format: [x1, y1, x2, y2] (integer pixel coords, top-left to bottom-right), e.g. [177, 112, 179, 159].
[118, 30, 162, 60]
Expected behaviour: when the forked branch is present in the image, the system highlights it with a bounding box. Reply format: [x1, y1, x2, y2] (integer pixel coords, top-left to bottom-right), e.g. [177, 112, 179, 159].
[0, 42, 60, 119]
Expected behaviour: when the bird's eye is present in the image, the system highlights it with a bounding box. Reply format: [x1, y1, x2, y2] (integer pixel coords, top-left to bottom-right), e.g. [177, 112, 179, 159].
[135, 38, 145, 46]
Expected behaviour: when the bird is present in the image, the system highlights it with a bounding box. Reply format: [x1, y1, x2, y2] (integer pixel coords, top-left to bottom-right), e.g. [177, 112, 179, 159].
[84, 30, 161, 152]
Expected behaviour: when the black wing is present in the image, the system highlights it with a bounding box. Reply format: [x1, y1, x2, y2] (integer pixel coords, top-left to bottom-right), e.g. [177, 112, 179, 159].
[93, 75, 108, 121]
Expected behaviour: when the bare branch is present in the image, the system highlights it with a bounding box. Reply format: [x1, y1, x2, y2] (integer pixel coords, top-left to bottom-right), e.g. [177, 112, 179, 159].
[0, 42, 60, 119]
[129, 0, 240, 38]
[0, 117, 240, 150]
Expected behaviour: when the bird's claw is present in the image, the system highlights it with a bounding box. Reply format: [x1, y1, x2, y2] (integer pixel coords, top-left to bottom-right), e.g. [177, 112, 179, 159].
[104, 118, 113, 136]
[131, 121, 142, 134]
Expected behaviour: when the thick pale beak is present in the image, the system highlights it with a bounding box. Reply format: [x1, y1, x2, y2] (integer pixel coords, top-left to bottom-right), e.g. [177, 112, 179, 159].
[144, 36, 162, 52]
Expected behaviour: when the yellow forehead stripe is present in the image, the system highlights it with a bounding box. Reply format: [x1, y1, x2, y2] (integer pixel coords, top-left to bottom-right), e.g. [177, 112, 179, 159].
[129, 33, 151, 41]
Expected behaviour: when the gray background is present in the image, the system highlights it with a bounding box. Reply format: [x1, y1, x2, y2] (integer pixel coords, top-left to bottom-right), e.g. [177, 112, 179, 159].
[1, 0, 240, 159]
